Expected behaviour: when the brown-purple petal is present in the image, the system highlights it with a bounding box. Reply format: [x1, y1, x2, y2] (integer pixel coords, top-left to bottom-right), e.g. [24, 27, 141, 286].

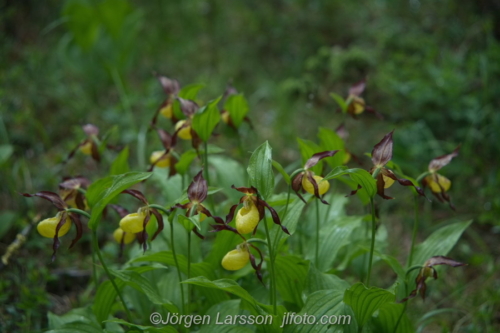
[371, 131, 394, 167]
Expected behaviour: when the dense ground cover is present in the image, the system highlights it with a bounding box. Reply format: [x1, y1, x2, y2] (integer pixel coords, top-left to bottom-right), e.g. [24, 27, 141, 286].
[1, 1, 499, 332]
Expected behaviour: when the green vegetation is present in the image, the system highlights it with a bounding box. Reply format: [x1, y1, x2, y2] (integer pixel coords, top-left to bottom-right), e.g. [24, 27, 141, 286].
[1, 1, 499, 332]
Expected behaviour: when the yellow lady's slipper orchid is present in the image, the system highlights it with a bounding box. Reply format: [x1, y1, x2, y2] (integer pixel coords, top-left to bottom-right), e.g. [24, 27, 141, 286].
[221, 246, 250, 271]
[119, 212, 147, 234]
[159, 102, 173, 119]
[302, 175, 330, 195]
[424, 174, 451, 193]
[235, 202, 260, 235]
[113, 228, 136, 245]
[175, 120, 192, 140]
[79, 141, 93, 155]
[37, 216, 72, 238]
[149, 150, 171, 168]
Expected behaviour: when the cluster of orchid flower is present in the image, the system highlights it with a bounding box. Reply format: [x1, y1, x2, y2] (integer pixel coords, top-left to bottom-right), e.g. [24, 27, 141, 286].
[21, 78, 465, 303]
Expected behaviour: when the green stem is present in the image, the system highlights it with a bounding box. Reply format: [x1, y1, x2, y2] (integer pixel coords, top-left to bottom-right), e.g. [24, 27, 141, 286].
[186, 230, 192, 313]
[271, 184, 292, 258]
[91, 249, 98, 288]
[366, 198, 377, 287]
[203, 141, 215, 213]
[263, 218, 277, 315]
[169, 219, 185, 315]
[66, 208, 90, 219]
[408, 195, 419, 267]
[315, 198, 320, 266]
[92, 230, 132, 322]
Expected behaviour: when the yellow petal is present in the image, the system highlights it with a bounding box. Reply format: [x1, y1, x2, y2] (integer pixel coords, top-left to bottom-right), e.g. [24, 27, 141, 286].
[236, 204, 260, 234]
[113, 228, 136, 244]
[382, 174, 395, 188]
[79, 141, 93, 155]
[37, 216, 72, 238]
[175, 120, 192, 140]
[159, 103, 173, 119]
[302, 175, 330, 195]
[119, 212, 147, 233]
[221, 247, 249, 270]
[426, 174, 451, 193]
[149, 150, 170, 168]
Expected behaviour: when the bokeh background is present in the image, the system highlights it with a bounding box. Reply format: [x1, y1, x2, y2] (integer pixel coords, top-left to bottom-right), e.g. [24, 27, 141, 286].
[1, 0, 499, 331]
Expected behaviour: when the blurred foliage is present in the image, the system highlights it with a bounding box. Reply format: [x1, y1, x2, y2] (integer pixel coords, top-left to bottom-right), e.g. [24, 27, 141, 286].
[1, 0, 499, 332]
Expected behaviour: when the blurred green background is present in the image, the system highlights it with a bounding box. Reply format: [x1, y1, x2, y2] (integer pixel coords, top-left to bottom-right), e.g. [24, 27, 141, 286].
[1, 0, 499, 331]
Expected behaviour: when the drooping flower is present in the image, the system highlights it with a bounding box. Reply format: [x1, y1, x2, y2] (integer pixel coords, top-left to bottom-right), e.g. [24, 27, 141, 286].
[21, 191, 84, 261]
[151, 74, 181, 125]
[399, 256, 466, 302]
[221, 241, 265, 282]
[108, 204, 137, 257]
[58, 176, 90, 210]
[345, 79, 383, 119]
[211, 185, 289, 236]
[148, 128, 178, 176]
[117, 190, 164, 252]
[291, 151, 339, 204]
[66, 124, 101, 162]
[421, 146, 460, 210]
[369, 131, 426, 199]
[171, 171, 217, 239]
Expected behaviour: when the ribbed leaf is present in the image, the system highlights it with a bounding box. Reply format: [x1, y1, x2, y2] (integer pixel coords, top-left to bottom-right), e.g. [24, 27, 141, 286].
[105, 318, 177, 332]
[343, 282, 395, 328]
[247, 141, 274, 200]
[224, 94, 249, 128]
[275, 256, 309, 307]
[314, 216, 363, 272]
[86, 172, 152, 229]
[283, 290, 353, 333]
[317, 127, 347, 168]
[110, 145, 129, 175]
[192, 97, 222, 142]
[412, 220, 472, 266]
[371, 302, 414, 333]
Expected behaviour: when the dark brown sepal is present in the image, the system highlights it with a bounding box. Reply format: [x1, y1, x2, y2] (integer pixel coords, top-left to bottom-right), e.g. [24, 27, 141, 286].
[304, 150, 339, 170]
[188, 170, 208, 204]
[210, 224, 239, 234]
[192, 227, 205, 240]
[51, 212, 68, 262]
[21, 191, 67, 210]
[259, 199, 290, 235]
[345, 184, 362, 197]
[291, 173, 307, 204]
[156, 74, 180, 95]
[150, 208, 164, 241]
[428, 146, 460, 172]
[109, 204, 130, 218]
[177, 97, 198, 117]
[122, 189, 149, 205]
[90, 140, 101, 163]
[349, 78, 366, 96]
[375, 173, 394, 200]
[364, 106, 384, 120]
[231, 185, 258, 195]
[68, 212, 83, 249]
[371, 131, 394, 168]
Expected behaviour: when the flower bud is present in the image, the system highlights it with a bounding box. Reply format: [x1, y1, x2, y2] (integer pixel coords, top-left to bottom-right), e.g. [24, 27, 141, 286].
[113, 228, 136, 244]
[302, 175, 330, 195]
[149, 151, 170, 168]
[79, 141, 93, 155]
[425, 174, 451, 193]
[37, 216, 72, 238]
[221, 246, 250, 270]
[159, 103, 173, 119]
[236, 203, 260, 234]
[175, 120, 192, 140]
[119, 212, 147, 234]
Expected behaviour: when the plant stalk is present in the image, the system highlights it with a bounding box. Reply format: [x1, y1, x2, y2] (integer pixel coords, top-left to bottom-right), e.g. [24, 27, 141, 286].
[169, 219, 186, 315]
[408, 195, 419, 267]
[263, 218, 277, 315]
[315, 198, 320, 266]
[92, 230, 132, 322]
[366, 198, 377, 287]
